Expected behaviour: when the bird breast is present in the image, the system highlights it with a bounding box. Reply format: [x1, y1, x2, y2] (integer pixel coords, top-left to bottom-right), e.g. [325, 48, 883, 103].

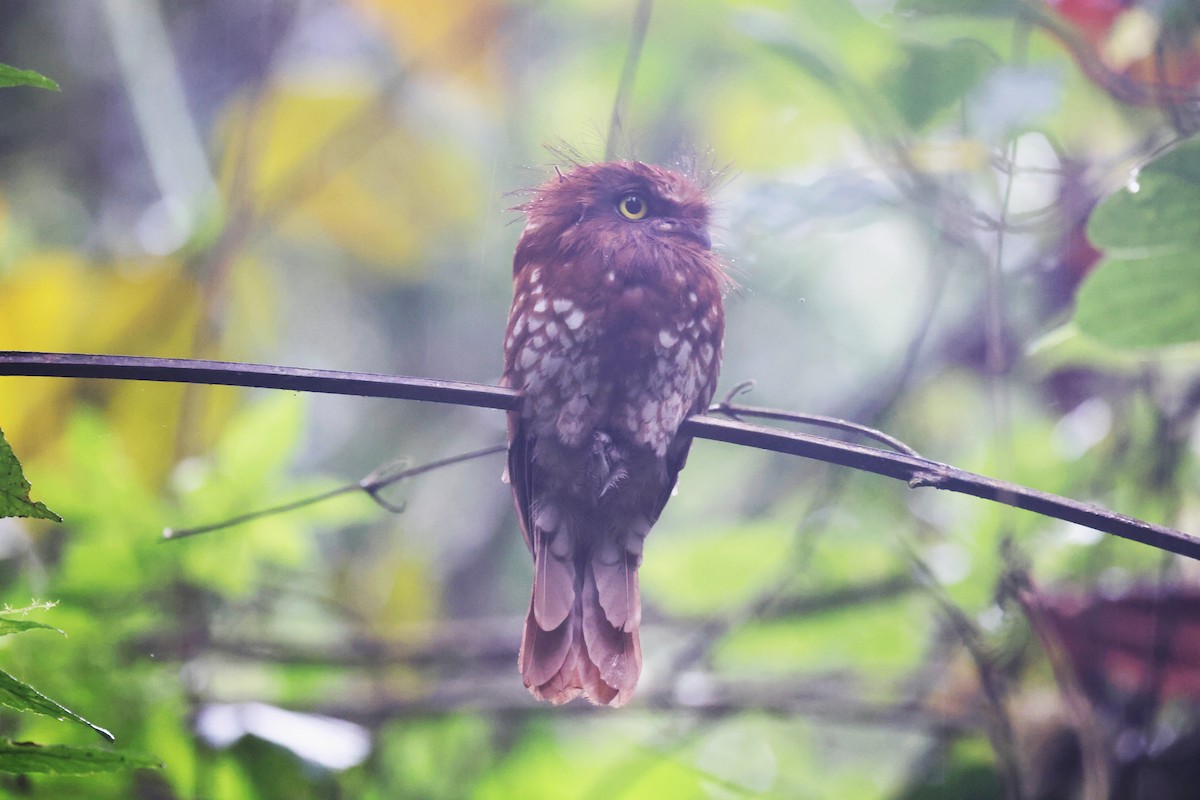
[510, 260, 719, 458]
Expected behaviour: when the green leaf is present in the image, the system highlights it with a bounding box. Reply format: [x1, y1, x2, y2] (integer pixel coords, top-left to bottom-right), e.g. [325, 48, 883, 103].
[884, 41, 996, 130]
[1076, 136, 1200, 349]
[735, 12, 843, 90]
[1085, 173, 1200, 253]
[1139, 136, 1200, 185]
[0, 618, 63, 637]
[1074, 253, 1200, 347]
[0, 428, 61, 522]
[0, 64, 59, 91]
[0, 667, 113, 741]
[758, 36, 843, 90]
[892, 0, 1018, 15]
[0, 740, 159, 775]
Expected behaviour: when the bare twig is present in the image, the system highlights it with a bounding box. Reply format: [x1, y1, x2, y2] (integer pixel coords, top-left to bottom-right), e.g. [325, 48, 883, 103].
[239, 675, 982, 731]
[162, 444, 507, 540]
[3, 350, 1199, 560]
[905, 543, 1024, 799]
[712, 380, 922, 456]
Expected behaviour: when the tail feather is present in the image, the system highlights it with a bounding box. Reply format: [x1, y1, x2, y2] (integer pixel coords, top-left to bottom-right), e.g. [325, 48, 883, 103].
[581, 559, 641, 702]
[576, 628, 620, 706]
[519, 606, 575, 691]
[531, 509, 575, 630]
[520, 533, 643, 706]
[592, 539, 641, 632]
[536, 635, 585, 703]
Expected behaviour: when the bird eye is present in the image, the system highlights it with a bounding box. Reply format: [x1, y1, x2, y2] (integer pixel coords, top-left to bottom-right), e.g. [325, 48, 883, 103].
[617, 193, 648, 220]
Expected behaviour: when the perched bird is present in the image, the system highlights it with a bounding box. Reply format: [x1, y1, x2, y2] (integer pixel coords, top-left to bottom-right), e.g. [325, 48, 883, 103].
[502, 160, 727, 706]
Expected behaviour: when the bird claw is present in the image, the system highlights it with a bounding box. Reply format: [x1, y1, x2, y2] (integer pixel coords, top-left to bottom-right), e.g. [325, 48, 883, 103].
[600, 467, 628, 498]
[590, 431, 628, 498]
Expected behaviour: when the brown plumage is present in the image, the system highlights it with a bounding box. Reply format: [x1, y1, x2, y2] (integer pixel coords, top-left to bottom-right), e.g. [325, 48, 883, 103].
[502, 161, 727, 706]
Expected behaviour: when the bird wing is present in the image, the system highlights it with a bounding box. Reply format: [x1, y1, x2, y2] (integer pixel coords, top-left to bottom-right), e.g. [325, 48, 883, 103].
[505, 409, 535, 553]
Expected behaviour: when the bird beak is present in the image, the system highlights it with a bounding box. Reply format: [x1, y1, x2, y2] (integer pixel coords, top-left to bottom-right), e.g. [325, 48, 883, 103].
[653, 219, 712, 251]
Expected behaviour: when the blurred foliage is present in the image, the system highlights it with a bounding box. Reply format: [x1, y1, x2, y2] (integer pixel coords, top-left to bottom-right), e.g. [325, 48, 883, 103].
[0, 65, 58, 91]
[0, 601, 157, 775]
[1, 0, 1200, 797]
[0, 428, 59, 520]
[1077, 136, 1200, 347]
[0, 740, 159, 776]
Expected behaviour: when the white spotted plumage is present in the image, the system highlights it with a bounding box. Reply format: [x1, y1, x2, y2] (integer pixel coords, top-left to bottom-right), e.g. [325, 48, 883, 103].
[503, 161, 727, 707]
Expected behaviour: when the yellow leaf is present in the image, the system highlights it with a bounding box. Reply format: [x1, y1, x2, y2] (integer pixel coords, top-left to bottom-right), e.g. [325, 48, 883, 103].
[349, 0, 510, 82]
[218, 87, 482, 272]
[225, 89, 370, 200]
[0, 253, 203, 484]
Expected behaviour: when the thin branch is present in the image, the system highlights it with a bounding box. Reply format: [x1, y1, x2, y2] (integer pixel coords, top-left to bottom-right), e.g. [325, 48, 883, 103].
[905, 542, 1024, 800]
[162, 445, 508, 540]
[712, 380, 922, 457]
[3, 350, 1199, 560]
[687, 415, 1200, 560]
[249, 676, 983, 732]
[164, 483, 360, 541]
[135, 577, 917, 671]
[356, 446, 508, 512]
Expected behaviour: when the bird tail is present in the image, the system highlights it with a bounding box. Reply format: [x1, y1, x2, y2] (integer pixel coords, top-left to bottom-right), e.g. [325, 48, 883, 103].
[518, 517, 643, 706]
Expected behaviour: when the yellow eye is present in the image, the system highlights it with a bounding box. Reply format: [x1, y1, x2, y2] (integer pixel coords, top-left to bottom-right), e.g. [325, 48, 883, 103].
[617, 193, 648, 220]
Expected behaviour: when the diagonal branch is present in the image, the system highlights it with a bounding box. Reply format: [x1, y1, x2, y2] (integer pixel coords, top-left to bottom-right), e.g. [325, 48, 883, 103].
[3, 350, 1199, 560]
